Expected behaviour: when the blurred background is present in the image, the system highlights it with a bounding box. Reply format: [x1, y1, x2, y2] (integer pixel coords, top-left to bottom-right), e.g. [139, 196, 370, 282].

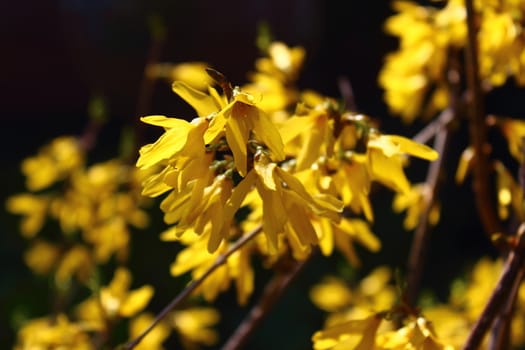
[0, 0, 507, 348]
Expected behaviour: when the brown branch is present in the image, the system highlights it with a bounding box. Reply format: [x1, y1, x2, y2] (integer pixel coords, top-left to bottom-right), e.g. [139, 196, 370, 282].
[412, 108, 454, 145]
[464, 0, 502, 236]
[488, 266, 523, 350]
[488, 140, 525, 349]
[406, 111, 451, 306]
[122, 225, 262, 350]
[221, 255, 310, 350]
[463, 224, 525, 350]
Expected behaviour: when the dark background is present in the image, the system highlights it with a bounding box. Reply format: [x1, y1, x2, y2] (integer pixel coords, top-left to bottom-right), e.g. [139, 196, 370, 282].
[0, 1, 511, 348]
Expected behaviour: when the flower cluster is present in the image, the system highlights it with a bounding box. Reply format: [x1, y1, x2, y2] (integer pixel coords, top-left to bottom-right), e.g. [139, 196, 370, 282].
[8, 134, 220, 349]
[137, 41, 438, 305]
[380, 0, 525, 122]
[310, 267, 454, 349]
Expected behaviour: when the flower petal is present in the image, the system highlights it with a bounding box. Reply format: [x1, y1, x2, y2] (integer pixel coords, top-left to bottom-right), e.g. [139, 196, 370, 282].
[172, 81, 218, 117]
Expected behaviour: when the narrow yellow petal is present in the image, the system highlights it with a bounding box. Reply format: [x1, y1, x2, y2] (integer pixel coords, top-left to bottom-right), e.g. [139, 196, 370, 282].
[455, 146, 474, 184]
[296, 115, 327, 171]
[256, 181, 286, 250]
[136, 123, 191, 168]
[372, 135, 439, 161]
[204, 114, 227, 144]
[120, 285, 154, 317]
[140, 115, 190, 129]
[279, 115, 316, 144]
[254, 160, 277, 190]
[172, 81, 218, 117]
[225, 114, 250, 176]
[252, 109, 285, 161]
[286, 203, 318, 246]
[369, 149, 411, 193]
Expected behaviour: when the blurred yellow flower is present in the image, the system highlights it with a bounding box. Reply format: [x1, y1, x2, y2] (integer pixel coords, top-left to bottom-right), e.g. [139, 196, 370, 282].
[23, 240, 60, 275]
[146, 61, 213, 90]
[6, 193, 48, 237]
[21, 136, 84, 191]
[129, 313, 171, 350]
[101, 267, 154, 318]
[393, 183, 441, 230]
[172, 307, 220, 348]
[15, 314, 94, 350]
[312, 314, 382, 350]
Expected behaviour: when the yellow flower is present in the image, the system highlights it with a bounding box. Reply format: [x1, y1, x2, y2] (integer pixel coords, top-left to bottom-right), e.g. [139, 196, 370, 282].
[310, 277, 353, 312]
[243, 41, 305, 114]
[496, 117, 525, 163]
[136, 116, 210, 172]
[99, 267, 154, 318]
[494, 161, 524, 221]
[146, 61, 213, 90]
[379, 0, 466, 121]
[315, 217, 381, 266]
[478, 8, 522, 87]
[253, 151, 342, 252]
[21, 136, 84, 191]
[77, 267, 155, 324]
[55, 245, 94, 286]
[393, 183, 440, 230]
[312, 314, 383, 350]
[84, 217, 130, 262]
[15, 314, 94, 350]
[6, 193, 49, 238]
[256, 41, 305, 83]
[172, 307, 220, 348]
[171, 82, 285, 176]
[129, 313, 171, 350]
[166, 174, 235, 253]
[23, 240, 60, 275]
[376, 317, 454, 349]
[169, 228, 255, 305]
[311, 267, 397, 327]
[368, 134, 438, 194]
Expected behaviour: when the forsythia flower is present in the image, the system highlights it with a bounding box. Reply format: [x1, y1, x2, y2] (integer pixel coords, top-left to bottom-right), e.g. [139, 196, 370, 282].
[98, 267, 154, 318]
[244, 41, 305, 114]
[129, 313, 171, 350]
[23, 240, 60, 275]
[310, 267, 397, 326]
[20, 136, 84, 191]
[138, 43, 438, 305]
[172, 307, 220, 348]
[393, 183, 441, 230]
[311, 268, 455, 349]
[312, 313, 383, 350]
[380, 0, 525, 121]
[76, 267, 154, 328]
[165, 228, 255, 305]
[6, 193, 49, 237]
[14, 314, 94, 350]
[146, 61, 213, 90]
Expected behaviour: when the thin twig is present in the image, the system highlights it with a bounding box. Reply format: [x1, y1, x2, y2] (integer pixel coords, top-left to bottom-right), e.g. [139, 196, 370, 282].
[463, 223, 525, 350]
[122, 225, 263, 350]
[221, 255, 310, 350]
[406, 112, 451, 306]
[412, 108, 454, 145]
[464, 0, 502, 235]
